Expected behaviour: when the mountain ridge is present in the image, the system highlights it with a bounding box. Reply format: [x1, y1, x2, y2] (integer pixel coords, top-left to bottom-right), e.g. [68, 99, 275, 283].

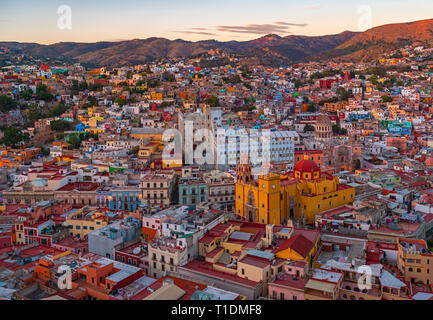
[2, 18, 433, 66]
[0, 32, 358, 67]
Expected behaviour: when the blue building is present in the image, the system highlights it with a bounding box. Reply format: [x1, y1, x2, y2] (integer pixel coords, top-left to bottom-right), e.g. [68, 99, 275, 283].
[178, 177, 208, 205]
[75, 123, 89, 132]
[109, 187, 142, 211]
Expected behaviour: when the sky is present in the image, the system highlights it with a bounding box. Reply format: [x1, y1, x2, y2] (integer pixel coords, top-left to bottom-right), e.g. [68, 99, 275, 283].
[0, 0, 432, 44]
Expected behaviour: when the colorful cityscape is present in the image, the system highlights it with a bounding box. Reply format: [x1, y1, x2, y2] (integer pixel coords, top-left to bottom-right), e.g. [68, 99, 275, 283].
[1, 1, 433, 304]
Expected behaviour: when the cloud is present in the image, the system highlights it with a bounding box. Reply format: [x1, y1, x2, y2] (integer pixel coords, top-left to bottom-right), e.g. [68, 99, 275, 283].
[172, 30, 216, 36]
[216, 22, 307, 35]
[274, 21, 308, 27]
[171, 22, 307, 37]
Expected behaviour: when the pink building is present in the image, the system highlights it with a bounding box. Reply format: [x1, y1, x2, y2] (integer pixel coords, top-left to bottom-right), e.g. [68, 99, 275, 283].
[268, 260, 308, 300]
[52, 236, 88, 255]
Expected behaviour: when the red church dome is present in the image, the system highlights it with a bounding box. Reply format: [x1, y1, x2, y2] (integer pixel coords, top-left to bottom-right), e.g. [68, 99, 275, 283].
[294, 159, 320, 173]
[425, 158, 433, 166]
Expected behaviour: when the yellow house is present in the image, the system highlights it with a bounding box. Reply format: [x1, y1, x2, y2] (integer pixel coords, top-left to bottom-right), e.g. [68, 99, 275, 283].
[151, 92, 163, 100]
[275, 233, 319, 264]
[130, 132, 163, 142]
[87, 107, 97, 116]
[66, 209, 109, 240]
[235, 156, 355, 225]
[85, 127, 105, 134]
[138, 141, 160, 158]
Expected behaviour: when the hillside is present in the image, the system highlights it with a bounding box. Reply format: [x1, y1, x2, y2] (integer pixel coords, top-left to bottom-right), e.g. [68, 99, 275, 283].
[0, 32, 358, 67]
[309, 19, 433, 62]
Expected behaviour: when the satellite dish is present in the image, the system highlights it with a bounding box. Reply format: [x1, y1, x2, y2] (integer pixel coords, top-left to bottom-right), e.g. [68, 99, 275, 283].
[132, 247, 141, 255]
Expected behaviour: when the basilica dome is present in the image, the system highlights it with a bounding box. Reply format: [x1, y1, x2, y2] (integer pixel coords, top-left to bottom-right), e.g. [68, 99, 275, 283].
[294, 156, 321, 180]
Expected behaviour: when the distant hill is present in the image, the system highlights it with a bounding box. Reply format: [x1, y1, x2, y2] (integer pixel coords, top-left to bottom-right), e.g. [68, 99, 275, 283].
[5, 19, 433, 67]
[0, 32, 358, 67]
[308, 19, 433, 62]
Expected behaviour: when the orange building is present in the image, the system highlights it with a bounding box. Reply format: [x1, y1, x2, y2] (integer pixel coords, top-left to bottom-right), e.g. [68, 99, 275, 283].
[295, 150, 324, 167]
[73, 258, 144, 300]
[397, 238, 433, 286]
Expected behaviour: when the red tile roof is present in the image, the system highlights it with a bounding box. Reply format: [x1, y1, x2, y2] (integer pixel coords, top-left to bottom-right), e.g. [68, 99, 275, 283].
[276, 234, 314, 258]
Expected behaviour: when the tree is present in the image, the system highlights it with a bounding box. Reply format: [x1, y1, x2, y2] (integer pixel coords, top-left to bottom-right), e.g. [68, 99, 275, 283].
[47, 103, 68, 118]
[117, 97, 128, 106]
[86, 95, 98, 106]
[428, 240, 433, 251]
[382, 95, 393, 103]
[36, 85, 54, 102]
[27, 104, 43, 121]
[0, 95, 17, 112]
[294, 80, 302, 89]
[128, 146, 139, 155]
[205, 96, 220, 108]
[50, 120, 73, 132]
[71, 80, 79, 94]
[304, 124, 315, 132]
[336, 87, 352, 101]
[332, 124, 348, 135]
[68, 133, 81, 149]
[20, 90, 33, 100]
[147, 79, 160, 88]
[307, 104, 316, 113]
[353, 159, 361, 170]
[368, 67, 387, 78]
[41, 147, 50, 157]
[79, 81, 88, 91]
[1, 127, 30, 147]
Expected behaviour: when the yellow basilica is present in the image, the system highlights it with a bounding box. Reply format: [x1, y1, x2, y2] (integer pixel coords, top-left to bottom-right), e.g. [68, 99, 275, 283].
[235, 156, 355, 225]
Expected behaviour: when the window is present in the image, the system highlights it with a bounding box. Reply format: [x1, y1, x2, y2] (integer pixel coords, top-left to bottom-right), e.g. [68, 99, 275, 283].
[241, 269, 245, 275]
[280, 292, 285, 300]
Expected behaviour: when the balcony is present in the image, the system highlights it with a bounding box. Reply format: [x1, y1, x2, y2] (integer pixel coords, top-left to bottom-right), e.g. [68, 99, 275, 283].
[339, 281, 382, 300]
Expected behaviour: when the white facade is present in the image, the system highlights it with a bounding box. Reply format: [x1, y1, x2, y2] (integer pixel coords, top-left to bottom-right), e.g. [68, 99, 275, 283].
[216, 129, 297, 169]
